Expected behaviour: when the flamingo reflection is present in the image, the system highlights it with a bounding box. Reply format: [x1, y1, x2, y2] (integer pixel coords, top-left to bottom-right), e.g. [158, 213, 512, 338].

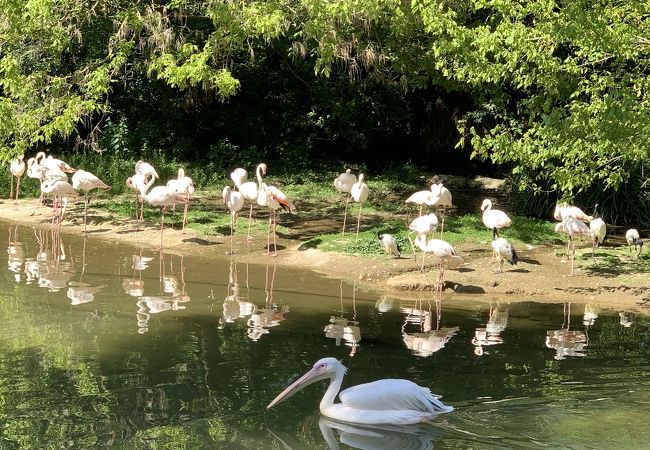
[472, 302, 509, 356]
[375, 295, 394, 314]
[7, 225, 24, 283]
[401, 299, 458, 357]
[619, 311, 636, 328]
[66, 239, 105, 305]
[220, 259, 256, 326]
[246, 265, 289, 341]
[24, 228, 75, 292]
[545, 303, 588, 360]
[324, 281, 361, 356]
[583, 303, 600, 328]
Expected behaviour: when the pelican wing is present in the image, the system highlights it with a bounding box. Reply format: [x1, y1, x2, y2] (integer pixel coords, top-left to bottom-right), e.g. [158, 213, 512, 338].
[340, 379, 451, 413]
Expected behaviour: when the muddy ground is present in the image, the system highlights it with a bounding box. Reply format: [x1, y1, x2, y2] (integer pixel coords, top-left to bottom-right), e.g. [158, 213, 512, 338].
[1, 195, 648, 312]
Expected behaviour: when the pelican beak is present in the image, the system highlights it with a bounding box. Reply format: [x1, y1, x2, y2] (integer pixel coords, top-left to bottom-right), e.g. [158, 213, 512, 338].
[266, 365, 329, 410]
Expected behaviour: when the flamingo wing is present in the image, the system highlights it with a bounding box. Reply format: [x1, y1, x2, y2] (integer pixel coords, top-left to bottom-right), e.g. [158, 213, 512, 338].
[267, 185, 295, 212]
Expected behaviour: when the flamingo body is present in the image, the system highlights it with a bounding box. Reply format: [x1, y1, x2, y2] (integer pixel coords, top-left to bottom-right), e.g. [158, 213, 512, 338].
[409, 214, 439, 236]
[72, 170, 110, 192]
[135, 160, 159, 180]
[351, 174, 369, 203]
[267, 358, 452, 425]
[334, 169, 357, 194]
[230, 168, 248, 188]
[553, 203, 593, 223]
[481, 199, 512, 236]
[430, 183, 452, 208]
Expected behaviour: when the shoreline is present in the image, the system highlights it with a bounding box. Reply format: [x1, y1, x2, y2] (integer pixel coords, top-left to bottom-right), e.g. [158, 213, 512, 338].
[1, 198, 649, 312]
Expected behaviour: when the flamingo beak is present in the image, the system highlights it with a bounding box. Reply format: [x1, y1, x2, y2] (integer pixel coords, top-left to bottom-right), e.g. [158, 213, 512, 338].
[266, 365, 328, 410]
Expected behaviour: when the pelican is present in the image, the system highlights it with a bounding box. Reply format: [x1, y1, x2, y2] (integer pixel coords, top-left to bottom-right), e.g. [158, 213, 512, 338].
[267, 357, 453, 425]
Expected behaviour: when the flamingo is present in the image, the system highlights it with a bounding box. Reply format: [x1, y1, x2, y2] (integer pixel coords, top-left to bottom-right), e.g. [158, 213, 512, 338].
[40, 179, 79, 226]
[334, 169, 357, 234]
[553, 202, 593, 223]
[26, 156, 48, 214]
[480, 199, 512, 238]
[266, 357, 453, 425]
[555, 217, 592, 275]
[36, 152, 75, 173]
[166, 168, 194, 231]
[235, 163, 266, 240]
[407, 214, 439, 260]
[9, 155, 25, 201]
[377, 233, 401, 258]
[127, 173, 156, 221]
[351, 174, 369, 241]
[257, 177, 295, 256]
[71, 170, 111, 235]
[222, 186, 244, 254]
[625, 229, 643, 256]
[142, 186, 185, 248]
[491, 234, 519, 273]
[414, 234, 459, 299]
[135, 160, 159, 180]
[589, 204, 606, 259]
[405, 190, 436, 217]
[431, 183, 453, 237]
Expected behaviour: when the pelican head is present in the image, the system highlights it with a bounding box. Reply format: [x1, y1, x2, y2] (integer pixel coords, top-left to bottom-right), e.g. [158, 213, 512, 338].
[480, 198, 492, 212]
[267, 357, 345, 410]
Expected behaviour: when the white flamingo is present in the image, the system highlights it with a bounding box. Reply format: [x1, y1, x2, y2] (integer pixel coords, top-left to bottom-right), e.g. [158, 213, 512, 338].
[351, 174, 369, 241]
[135, 160, 159, 180]
[230, 167, 248, 188]
[431, 183, 453, 237]
[257, 174, 295, 257]
[555, 217, 592, 275]
[414, 234, 459, 299]
[166, 168, 194, 231]
[127, 173, 156, 221]
[405, 189, 436, 217]
[553, 202, 593, 223]
[9, 154, 25, 201]
[36, 152, 75, 173]
[222, 186, 244, 253]
[71, 169, 111, 235]
[235, 163, 266, 240]
[267, 357, 453, 425]
[407, 214, 439, 260]
[40, 179, 79, 226]
[589, 204, 606, 259]
[142, 186, 185, 248]
[480, 199, 512, 238]
[334, 169, 357, 234]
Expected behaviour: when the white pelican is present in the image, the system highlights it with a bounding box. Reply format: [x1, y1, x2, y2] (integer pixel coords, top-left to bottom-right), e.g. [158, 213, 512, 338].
[377, 233, 401, 258]
[625, 229, 643, 256]
[334, 169, 357, 234]
[267, 357, 453, 425]
[351, 174, 369, 241]
[480, 199, 512, 238]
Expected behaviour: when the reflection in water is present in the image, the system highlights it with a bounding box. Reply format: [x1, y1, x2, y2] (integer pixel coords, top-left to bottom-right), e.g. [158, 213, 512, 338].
[375, 295, 393, 314]
[67, 282, 103, 305]
[318, 417, 438, 450]
[7, 225, 23, 283]
[247, 264, 289, 341]
[583, 303, 600, 327]
[324, 281, 361, 356]
[546, 303, 588, 360]
[401, 299, 458, 357]
[472, 303, 509, 356]
[24, 228, 75, 292]
[122, 250, 153, 297]
[220, 259, 256, 326]
[134, 250, 188, 333]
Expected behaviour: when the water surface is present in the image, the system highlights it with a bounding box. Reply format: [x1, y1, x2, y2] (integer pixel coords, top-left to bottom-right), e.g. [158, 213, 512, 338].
[1, 222, 649, 449]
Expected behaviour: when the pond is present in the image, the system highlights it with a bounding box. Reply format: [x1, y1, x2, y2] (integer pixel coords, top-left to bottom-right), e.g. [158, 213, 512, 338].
[1, 221, 649, 449]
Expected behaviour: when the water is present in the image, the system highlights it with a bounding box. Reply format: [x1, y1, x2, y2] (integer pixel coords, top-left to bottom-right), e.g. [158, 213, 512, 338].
[1, 222, 649, 449]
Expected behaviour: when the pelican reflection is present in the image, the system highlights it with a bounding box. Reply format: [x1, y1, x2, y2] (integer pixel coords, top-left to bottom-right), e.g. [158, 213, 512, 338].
[247, 265, 289, 341]
[401, 299, 458, 357]
[472, 302, 509, 356]
[546, 303, 587, 360]
[324, 281, 361, 356]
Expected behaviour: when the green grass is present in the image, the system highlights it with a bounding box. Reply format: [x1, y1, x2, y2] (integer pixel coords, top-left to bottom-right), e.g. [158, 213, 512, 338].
[579, 247, 650, 281]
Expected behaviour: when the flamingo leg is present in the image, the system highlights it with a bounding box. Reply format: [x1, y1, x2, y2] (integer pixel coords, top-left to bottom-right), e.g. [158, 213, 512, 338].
[420, 251, 426, 273]
[272, 210, 278, 257]
[83, 194, 89, 235]
[182, 193, 190, 233]
[229, 211, 235, 255]
[9, 175, 14, 199]
[570, 239, 575, 276]
[437, 260, 445, 300]
[246, 204, 254, 241]
[342, 194, 350, 235]
[160, 206, 166, 249]
[418, 204, 423, 217]
[407, 233, 418, 262]
[15, 176, 21, 203]
[355, 202, 363, 242]
[440, 207, 446, 239]
[265, 211, 272, 255]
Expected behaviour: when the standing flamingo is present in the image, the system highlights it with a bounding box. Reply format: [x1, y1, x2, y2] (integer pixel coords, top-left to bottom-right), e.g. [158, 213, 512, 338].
[267, 357, 453, 425]
[257, 175, 295, 257]
[334, 169, 357, 234]
[236, 163, 266, 240]
[405, 189, 436, 217]
[230, 168, 248, 188]
[71, 170, 111, 235]
[40, 179, 79, 226]
[407, 214, 439, 260]
[589, 204, 606, 259]
[166, 168, 194, 231]
[222, 186, 244, 254]
[9, 155, 25, 201]
[127, 173, 156, 221]
[135, 160, 159, 180]
[555, 217, 592, 275]
[431, 183, 453, 237]
[553, 202, 593, 223]
[37, 152, 75, 173]
[414, 234, 459, 298]
[142, 186, 185, 248]
[480, 199, 512, 238]
[351, 174, 369, 241]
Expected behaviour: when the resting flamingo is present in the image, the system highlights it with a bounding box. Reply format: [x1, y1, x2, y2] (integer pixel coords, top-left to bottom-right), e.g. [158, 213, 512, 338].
[405, 189, 436, 217]
[127, 173, 156, 221]
[351, 174, 369, 241]
[142, 185, 185, 248]
[235, 163, 266, 240]
[71, 170, 111, 235]
[9, 155, 25, 202]
[230, 168, 248, 188]
[334, 169, 357, 234]
[37, 152, 75, 173]
[257, 175, 295, 257]
[553, 202, 593, 223]
[40, 179, 79, 226]
[267, 357, 453, 425]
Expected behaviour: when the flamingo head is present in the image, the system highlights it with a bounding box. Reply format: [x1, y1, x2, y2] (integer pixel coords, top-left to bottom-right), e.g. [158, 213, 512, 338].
[480, 198, 492, 212]
[222, 186, 231, 204]
[266, 358, 346, 410]
[260, 163, 267, 176]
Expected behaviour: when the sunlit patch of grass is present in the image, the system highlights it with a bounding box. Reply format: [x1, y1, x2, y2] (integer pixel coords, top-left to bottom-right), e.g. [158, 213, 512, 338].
[581, 246, 650, 280]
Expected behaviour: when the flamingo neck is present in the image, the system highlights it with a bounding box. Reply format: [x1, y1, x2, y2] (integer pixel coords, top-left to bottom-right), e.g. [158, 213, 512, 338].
[143, 174, 156, 195]
[319, 368, 345, 413]
[256, 164, 266, 185]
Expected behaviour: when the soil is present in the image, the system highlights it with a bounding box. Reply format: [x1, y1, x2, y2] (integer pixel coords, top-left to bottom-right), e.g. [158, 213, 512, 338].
[1, 196, 648, 312]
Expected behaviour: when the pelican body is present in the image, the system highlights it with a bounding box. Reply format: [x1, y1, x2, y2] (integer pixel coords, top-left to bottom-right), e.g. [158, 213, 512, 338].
[267, 357, 453, 425]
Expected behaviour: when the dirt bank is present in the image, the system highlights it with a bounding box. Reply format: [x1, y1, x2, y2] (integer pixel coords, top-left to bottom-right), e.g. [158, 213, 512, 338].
[1, 197, 648, 311]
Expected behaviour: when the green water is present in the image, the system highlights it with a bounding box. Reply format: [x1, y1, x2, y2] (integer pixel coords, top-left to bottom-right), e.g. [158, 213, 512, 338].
[1, 222, 649, 449]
